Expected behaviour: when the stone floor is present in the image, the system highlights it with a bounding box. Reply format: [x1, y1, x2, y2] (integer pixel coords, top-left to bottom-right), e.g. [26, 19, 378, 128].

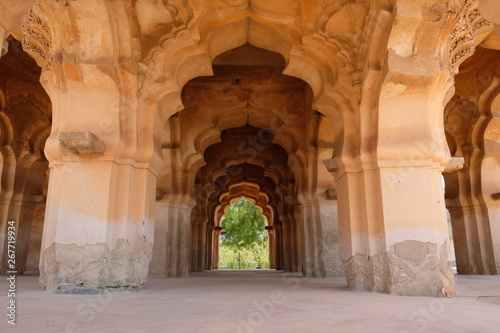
[1, 270, 500, 332]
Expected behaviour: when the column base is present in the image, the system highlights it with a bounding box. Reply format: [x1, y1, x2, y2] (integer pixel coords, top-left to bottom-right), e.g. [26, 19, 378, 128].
[40, 235, 152, 293]
[344, 240, 455, 297]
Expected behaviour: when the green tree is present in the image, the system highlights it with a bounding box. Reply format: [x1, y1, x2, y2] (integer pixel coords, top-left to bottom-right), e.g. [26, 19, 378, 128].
[222, 199, 267, 248]
[220, 199, 269, 269]
[219, 244, 270, 269]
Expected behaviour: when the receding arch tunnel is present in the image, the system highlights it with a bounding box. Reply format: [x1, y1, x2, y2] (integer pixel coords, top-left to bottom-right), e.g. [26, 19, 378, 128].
[150, 43, 340, 278]
[2, 0, 500, 300]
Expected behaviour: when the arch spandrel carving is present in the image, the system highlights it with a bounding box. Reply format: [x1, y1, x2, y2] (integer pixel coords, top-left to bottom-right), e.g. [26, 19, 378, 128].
[136, 0, 195, 57]
[448, 0, 493, 74]
[309, 0, 370, 84]
[21, 2, 51, 70]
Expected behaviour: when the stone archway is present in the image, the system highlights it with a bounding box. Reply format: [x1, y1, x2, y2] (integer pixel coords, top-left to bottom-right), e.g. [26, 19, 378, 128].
[444, 46, 500, 275]
[148, 43, 343, 279]
[2, 0, 498, 297]
[138, 1, 458, 296]
[0, 39, 51, 276]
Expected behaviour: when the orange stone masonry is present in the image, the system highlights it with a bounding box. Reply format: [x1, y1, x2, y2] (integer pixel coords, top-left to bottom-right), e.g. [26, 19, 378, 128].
[0, 0, 499, 297]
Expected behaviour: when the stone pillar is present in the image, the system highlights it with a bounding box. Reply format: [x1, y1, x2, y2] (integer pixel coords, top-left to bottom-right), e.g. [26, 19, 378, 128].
[292, 205, 303, 273]
[274, 221, 283, 270]
[281, 213, 292, 271]
[205, 224, 214, 270]
[445, 168, 496, 274]
[25, 201, 45, 271]
[40, 156, 156, 291]
[41, 148, 156, 290]
[481, 99, 500, 274]
[317, 197, 344, 277]
[375, 163, 454, 296]
[445, 197, 477, 273]
[333, 80, 455, 296]
[212, 227, 221, 269]
[300, 199, 331, 278]
[5, 159, 45, 274]
[282, 202, 302, 273]
[190, 217, 207, 272]
[150, 201, 192, 277]
[334, 169, 374, 287]
[372, 75, 455, 296]
[300, 192, 343, 277]
[266, 227, 276, 269]
[21, 1, 160, 291]
[37, 70, 157, 291]
[0, 145, 16, 274]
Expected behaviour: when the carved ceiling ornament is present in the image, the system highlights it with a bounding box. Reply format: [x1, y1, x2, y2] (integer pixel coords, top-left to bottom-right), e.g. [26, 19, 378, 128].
[448, 0, 492, 74]
[22, 1, 52, 70]
[311, 0, 370, 39]
[309, 0, 371, 97]
[136, 0, 195, 56]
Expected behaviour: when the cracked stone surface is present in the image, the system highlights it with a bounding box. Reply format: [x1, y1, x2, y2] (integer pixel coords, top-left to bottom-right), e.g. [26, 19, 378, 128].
[343, 241, 455, 297]
[59, 132, 105, 156]
[40, 236, 152, 292]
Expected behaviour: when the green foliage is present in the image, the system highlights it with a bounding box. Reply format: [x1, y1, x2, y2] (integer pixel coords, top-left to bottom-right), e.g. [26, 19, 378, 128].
[219, 243, 270, 269]
[219, 199, 270, 269]
[221, 199, 267, 249]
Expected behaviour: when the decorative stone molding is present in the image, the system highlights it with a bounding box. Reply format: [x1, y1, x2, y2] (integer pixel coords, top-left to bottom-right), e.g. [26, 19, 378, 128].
[59, 132, 105, 156]
[309, 0, 370, 94]
[448, 0, 492, 73]
[136, 0, 194, 56]
[22, 2, 51, 69]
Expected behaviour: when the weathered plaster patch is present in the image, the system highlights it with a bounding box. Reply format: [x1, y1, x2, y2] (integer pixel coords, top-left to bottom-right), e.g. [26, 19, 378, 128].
[343, 254, 370, 291]
[320, 210, 344, 278]
[40, 235, 152, 292]
[59, 132, 105, 156]
[394, 240, 428, 265]
[381, 82, 407, 99]
[343, 241, 455, 297]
